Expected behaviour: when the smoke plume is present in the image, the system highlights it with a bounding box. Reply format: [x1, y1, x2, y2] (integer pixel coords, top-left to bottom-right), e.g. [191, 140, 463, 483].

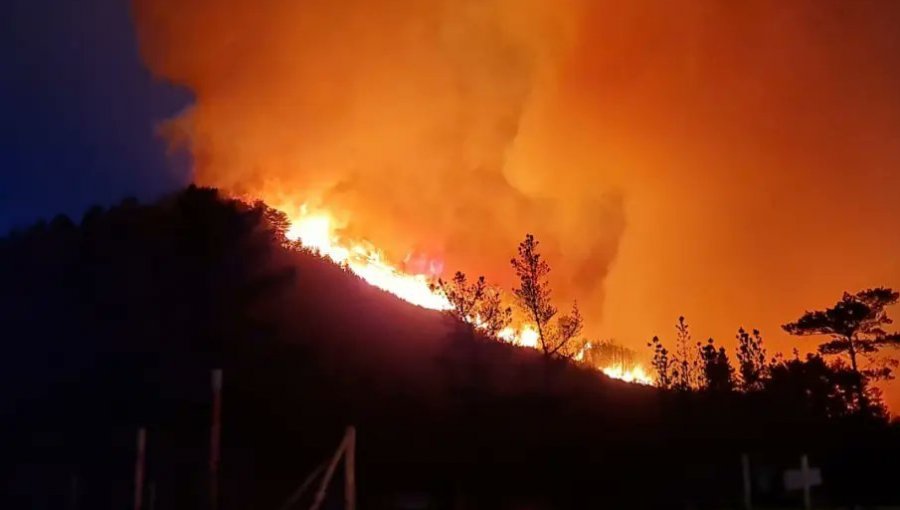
[133, 0, 623, 321]
[135, 0, 900, 395]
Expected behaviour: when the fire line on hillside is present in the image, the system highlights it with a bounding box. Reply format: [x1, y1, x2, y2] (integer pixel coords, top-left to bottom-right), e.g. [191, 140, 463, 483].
[279, 202, 652, 385]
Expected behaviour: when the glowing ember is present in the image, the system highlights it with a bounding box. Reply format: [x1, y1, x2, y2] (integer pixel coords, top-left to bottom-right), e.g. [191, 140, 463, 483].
[281, 203, 651, 385]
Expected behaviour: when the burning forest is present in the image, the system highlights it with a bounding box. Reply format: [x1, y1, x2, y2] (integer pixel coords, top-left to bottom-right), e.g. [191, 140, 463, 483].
[277, 200, 651, 383]
[132, 1, 900, 412]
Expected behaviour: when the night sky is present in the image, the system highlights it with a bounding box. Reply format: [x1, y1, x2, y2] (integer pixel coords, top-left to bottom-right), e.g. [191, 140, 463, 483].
[1, 0, 190, 232]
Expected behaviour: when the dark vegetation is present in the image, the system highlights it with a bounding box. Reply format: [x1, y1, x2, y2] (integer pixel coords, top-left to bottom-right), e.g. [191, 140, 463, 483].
[646, 291, 900, 414]
[1, 186, 899, 509]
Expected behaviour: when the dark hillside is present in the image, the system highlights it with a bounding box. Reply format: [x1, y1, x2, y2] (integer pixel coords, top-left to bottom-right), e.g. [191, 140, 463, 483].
[1, 186, 898, 509]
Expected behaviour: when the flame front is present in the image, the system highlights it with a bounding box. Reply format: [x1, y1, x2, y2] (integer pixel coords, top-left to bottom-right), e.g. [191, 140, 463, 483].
[285, 204, 452, 311]
[601, 364, 653, 385]
[282, 203, 651, 385]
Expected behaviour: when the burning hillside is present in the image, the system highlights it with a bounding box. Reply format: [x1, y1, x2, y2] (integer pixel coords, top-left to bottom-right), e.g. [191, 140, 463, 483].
[275, 200, 651, 383]
[133, 0, 652, 382]
[133, 0, 626, 346]
[134, 1, 900, 401]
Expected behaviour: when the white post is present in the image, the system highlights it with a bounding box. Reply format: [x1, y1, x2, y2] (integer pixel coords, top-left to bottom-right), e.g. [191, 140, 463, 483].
[148, 481, 156, 510]
[134, 428, 147, 510]
[69, 474, 79, 510]
[741, 453, 752, 510]
[210, 369, 223, 510]
[801, 454, 811, 510]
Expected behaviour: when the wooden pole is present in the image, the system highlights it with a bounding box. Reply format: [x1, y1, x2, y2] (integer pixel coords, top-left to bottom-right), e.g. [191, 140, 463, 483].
[276, 462, 326, 510]
[344, 427, 356, 510]
[134, 427, 147, 510]
[210, 369, 223, 510]
[148, 481, 156, 510]
[741, 453, 752, 510]
[69, 474, 79, 510]
[310, 434, 348, 510]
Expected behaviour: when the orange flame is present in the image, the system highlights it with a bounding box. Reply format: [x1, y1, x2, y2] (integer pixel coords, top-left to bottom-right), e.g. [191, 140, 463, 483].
[284, 204, 452, 311]
[601, 364, 654, 385]
[281, 203, 651, 385]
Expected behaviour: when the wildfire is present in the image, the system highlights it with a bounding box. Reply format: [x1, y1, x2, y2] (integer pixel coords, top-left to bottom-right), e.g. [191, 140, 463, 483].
[284, 204, 452, 311]
[498, 325, 541, 349]
[601, 364, 654, 385]
[281, 203, 651, 385]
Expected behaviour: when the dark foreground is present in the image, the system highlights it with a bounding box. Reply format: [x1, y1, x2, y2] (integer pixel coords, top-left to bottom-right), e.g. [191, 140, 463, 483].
[1, 187, 898, 509]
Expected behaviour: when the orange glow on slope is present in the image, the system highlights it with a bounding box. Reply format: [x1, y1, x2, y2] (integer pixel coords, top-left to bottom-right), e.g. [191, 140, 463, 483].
[498, 325, 541, 349]
[280, 203, 650, 385]
[601, 364, 653, 385]
[135, 0, 900, 409]
[285, 204, 452, 311]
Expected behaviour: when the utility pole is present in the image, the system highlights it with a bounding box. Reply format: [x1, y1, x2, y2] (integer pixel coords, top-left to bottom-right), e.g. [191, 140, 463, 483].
[148, 481, 156, 510]
[134, 427, 147, 510]
[741, 453, 752, 510]
[69, 474, 79, 510]
[210, 369, 223, 510]
[344, 427, 356, 510]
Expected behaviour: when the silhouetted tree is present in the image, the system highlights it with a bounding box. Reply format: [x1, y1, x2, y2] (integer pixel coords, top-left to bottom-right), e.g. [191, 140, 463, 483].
[258, 201, 292, 243]
[476, 285, 513, 339]
[510, 235, 584, 358]
[783, 288, 900, 380]
[511, 234, 556, 354]
[548, 301, 585, 358]
[433, 271, 511, 339]
[671, 316, 701, 390]
[765, 353, 884, 419]
[434, 271, 487, 320]
[49, 214, 74, 232]
[736, 327, 767, 392]
[648, 336, 673, 389]
[698, 338, 734, 392]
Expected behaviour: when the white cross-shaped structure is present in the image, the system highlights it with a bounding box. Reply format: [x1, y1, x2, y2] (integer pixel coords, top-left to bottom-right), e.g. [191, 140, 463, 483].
[783, 454, 822, 510]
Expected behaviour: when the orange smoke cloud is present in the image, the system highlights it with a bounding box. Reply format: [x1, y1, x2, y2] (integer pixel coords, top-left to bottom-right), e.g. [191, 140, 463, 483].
[133, 0, 623, 319]
[134, 0, 900, 404]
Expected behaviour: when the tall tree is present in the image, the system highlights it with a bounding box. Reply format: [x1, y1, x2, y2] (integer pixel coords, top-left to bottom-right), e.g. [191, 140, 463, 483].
[510, 234, 557, 353]
[698, 338, 734, 393]
[735, 327, 767, 392]
[672, 316, 701, 390]
[782, 288, 900, 379]
[510, 234, 583, 357]
[647, 336, 673, 389]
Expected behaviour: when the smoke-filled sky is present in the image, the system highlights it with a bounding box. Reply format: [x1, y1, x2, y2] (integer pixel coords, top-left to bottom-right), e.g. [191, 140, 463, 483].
[134, 0, 900, 383]
[4, 1, 900, 404]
